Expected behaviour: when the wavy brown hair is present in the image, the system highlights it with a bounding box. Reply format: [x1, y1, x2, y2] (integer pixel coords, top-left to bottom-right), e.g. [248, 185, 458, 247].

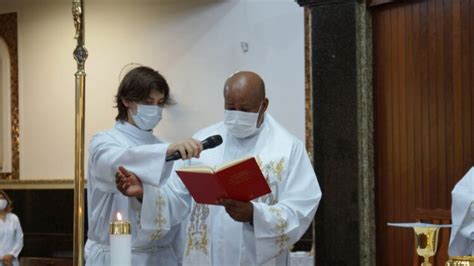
[0, 190, 13, 212]
[115, 66, 173, 121]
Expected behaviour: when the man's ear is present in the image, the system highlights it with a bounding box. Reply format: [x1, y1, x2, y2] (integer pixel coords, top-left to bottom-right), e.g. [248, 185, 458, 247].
[257, 98, 269, 128]
[262, 98, 269, 112]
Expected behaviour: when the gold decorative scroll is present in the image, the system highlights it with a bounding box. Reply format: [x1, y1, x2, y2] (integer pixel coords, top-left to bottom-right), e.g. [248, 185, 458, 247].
[0, 13, 20, 180]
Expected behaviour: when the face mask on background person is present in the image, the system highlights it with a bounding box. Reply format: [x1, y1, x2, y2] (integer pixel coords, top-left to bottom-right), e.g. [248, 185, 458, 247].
[130, 104, 162, 130]
[0, 199, 7, 211]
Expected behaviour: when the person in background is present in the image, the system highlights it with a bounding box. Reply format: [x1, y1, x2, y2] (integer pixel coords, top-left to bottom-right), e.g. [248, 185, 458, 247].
[0, 190, 23, 266]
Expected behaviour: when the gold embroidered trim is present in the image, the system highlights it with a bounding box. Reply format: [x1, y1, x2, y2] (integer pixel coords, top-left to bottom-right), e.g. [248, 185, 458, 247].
[259, 157, 285, 182]
[269, 206, 290, 255]
[150, 192, 166, 241]
[274, 159, 285, 181]
[255, 156, 286, 204]
[186, 204, 210, 255]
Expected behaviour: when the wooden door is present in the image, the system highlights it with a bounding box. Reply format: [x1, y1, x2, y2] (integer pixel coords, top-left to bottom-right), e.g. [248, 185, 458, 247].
[372, 1, 474, 265]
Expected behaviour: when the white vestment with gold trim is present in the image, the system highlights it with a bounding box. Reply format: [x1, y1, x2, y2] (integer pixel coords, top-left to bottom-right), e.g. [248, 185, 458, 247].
[180, 114, 322, 266]
[85, 121, 190, 266]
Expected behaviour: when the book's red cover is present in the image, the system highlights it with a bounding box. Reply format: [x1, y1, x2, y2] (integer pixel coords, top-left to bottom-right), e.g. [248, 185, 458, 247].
[176, 157, 271, 204]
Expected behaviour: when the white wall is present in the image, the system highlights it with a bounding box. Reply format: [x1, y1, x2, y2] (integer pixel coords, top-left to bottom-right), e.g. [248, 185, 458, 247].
[0, 0, 304, 179]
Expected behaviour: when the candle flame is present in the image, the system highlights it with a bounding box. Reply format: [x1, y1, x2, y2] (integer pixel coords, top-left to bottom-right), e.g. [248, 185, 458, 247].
[116, 212, 122, 221]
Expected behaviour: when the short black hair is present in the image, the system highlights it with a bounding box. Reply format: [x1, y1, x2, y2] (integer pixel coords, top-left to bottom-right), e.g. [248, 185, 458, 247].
[115, 66, 172, 121]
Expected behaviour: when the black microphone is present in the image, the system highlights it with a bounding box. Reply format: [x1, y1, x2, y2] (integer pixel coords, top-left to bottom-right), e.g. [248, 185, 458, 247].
[165, 135, 223, 161]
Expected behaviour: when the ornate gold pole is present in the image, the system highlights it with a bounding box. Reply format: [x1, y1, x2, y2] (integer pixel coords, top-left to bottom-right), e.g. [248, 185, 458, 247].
[72, 0, 88, 265]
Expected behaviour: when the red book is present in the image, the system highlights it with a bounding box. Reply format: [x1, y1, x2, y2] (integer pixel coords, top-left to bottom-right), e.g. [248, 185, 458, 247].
[176, 156, 271, 205]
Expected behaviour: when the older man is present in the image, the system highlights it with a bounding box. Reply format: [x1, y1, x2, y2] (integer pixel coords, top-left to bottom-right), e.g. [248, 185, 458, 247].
[118, 71, 322, 265]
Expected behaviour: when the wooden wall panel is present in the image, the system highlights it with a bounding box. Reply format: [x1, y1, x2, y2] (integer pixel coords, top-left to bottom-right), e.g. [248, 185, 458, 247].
[372, 1, 474, 265]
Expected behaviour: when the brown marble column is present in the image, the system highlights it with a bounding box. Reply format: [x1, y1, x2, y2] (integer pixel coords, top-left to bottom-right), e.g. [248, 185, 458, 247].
[296, 1, 375, 265]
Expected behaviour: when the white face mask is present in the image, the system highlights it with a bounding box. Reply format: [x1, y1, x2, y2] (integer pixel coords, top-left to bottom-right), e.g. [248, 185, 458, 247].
[130, 104, 162, 130]
[224, 103, 263, 139]
[0, 199, 7, 211]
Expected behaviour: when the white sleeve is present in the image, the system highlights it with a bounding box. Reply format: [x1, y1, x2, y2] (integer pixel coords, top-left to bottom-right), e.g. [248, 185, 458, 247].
[243, 141, 322, 264]
[449, 168, 474, 256]
[89, 133, 173, 192]
[10, 214, 23, 258]
[140, 166, 192, 240]
[449, 201, 474, 256]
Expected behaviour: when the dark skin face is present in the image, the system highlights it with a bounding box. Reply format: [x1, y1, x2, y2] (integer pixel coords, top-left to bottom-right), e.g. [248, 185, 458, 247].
[224, 71, 269, 128]
[220, 71, 269, 223]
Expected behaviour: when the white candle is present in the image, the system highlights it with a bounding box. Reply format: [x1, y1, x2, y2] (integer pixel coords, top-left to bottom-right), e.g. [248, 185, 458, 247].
[109, 212, 131, 266]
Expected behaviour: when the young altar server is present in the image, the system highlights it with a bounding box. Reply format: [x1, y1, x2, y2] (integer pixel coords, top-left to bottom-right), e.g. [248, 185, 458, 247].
[85, 66, 203, 266]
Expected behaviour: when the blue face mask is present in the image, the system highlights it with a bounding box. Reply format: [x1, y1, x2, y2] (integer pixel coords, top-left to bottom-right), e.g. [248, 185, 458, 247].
[130, 104, 162, 130]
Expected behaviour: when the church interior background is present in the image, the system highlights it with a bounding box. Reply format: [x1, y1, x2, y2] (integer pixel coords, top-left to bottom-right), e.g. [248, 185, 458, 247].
[1, 0, 474, 265]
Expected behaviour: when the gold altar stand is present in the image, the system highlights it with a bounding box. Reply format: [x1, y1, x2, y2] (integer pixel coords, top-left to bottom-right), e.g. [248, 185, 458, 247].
[446, 257, 474, 266]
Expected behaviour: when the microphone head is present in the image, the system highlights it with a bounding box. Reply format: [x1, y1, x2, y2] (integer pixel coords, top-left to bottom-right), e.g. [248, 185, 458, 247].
[202, 135, 223, 149]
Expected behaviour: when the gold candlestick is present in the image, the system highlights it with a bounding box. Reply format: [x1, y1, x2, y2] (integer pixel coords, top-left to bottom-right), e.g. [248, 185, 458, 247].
[109, 220, 131, 235]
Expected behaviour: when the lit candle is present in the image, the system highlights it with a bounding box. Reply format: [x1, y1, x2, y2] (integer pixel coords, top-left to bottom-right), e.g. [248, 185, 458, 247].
[109, 212, 131, 266]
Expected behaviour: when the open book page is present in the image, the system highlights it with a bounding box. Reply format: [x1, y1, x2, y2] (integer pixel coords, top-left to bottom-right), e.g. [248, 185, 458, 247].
[176, 158, 215, 173]
[176, 164, 215, 174]
[176, 156, 256, 173]
[215, 155, 254, 172]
